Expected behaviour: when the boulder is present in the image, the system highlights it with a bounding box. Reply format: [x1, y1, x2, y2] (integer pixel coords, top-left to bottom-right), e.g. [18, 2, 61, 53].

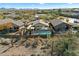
[0, 38, 12, 45]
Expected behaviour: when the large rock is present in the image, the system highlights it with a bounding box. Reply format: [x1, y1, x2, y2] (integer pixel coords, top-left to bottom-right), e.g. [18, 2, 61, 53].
[0, 38, 12, 45]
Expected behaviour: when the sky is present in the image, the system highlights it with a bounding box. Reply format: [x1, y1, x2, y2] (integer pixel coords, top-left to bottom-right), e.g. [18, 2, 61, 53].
[0, 3, 79, 9]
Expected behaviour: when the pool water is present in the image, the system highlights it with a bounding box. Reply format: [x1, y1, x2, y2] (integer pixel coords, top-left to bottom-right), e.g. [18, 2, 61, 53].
[31, 30, 52, 36]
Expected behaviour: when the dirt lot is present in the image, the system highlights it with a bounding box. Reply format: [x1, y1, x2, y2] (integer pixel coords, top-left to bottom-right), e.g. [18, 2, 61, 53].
[0, 46, 35, 56]
[0, 35, 66, 56]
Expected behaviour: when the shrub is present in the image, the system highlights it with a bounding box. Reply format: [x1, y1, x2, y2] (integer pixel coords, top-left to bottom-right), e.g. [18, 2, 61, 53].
[50, 36, 77, 56]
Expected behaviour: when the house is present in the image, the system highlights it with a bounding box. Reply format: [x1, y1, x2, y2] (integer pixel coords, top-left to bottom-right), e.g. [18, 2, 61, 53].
[0, 19, 13, 34]
[9, 20, 25, 32]
[60, 17, 79, 33]
[0, 19, 25, 34]
[63, 17, 79, 24]
[0, 19, 13, 30]
[26, 20, 52, 36]
[49, 19, 69, 34]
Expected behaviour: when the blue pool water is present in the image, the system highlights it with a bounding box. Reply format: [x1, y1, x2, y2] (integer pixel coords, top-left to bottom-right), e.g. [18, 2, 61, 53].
[31, 30, 52, 36]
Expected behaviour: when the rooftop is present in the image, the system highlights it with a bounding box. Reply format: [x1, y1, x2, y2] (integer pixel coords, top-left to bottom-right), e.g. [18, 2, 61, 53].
[12, 20, 24, 27]
[49, 19, 64, 26]
[0, 19, 12, 25]
[30, 20, 49, 26]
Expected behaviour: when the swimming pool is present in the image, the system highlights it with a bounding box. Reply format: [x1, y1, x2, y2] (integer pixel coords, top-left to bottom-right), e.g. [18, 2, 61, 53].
[31, 30, 52, 36]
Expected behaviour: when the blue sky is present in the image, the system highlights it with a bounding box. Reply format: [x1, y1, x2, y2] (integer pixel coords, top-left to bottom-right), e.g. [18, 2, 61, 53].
[0, 3, 79, 9]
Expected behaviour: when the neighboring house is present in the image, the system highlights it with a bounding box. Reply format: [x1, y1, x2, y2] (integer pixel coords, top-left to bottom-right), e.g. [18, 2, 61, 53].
[65, 18, 79, 24]
[0, 19, 13, 30]
[10, 20, 24, 32]
[59, 17, 79, 31]
[0, 19, 13, 34]
[0, 19, 25, 34]
[26, 20, 51, 36]
[49, 19, 69, 34]
[61, 17, 79, 33]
